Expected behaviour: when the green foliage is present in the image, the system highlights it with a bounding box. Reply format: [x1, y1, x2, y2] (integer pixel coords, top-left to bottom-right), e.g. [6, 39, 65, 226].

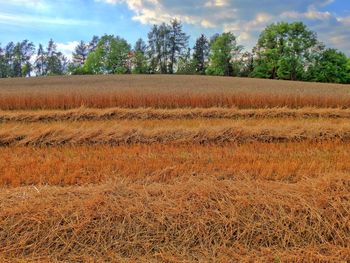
[132, 39, 148, 74]
[0, 45, 6, 78]
[84, 47, 105, 74]
[347, 59, 350, 83]
[67, 63, 89, 75]
[84, 35, 131, 74]
[0, 40, 35, 77]
[236, 52, 254, 77]
[252, 22, 318, 81]
[132, 51, 148, 74]
[147, 23, 170, 74]
[193, 34, 209, 74]
[72, 41, 89, 66]
[306, 49, 349, 84]
[147, 20, 189, 74]
[46, 39, 67, 76]
[206, 32, 242, 76]
[34, 44, 46, 76]
[177, 48, 196, 75]
[168, 19, 189, 74]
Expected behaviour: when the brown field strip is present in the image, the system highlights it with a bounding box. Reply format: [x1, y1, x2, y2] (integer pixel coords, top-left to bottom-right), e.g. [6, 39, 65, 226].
[2, 92, 350, 110]
[0, 172, 349, 262]
[1, 75, 348, 95]
[1, 142, 350, 187]
[3, 107, 350, 122]
[1, 121, 350, 146]
[1, 75, 350, 110]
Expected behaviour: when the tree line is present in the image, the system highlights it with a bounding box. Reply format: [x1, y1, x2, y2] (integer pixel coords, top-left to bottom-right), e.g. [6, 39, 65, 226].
[0, 20, 349, 83]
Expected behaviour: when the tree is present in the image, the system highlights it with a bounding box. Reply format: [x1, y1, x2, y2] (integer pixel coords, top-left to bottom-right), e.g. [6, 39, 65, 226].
[237, 51, 254, 77]
[0, 44, 6, 78]
[4, 42, 15, 77]
[206, 32, 242, 76]
[107, 36, 131, 74]
[193, 34, 209, 74]
[147, 23, 171, 74]
[159, 23, 171, 74]
[1, 40, 34, 77]
[346, 58, 350, 83]
[147, 25, 162, 73]
[147, 21, 188, 74]
[46, 39, 67, 75]
[34, 44, 47, 76]
[84, 35, 131, 74]
[177, 48, 196, 75]
[168, 19, 189, 74]
[306, 48, 349, 84]
[132, 38, 148, 74]
[84, 49, 104, 74]
[89, 36, 100, 52]
[252, 22, 319, 81]
[73, 41, 89, 66]
[135, 38, 147, 54]
[68, 41, 90, 75]
[11, 40, 35, 77]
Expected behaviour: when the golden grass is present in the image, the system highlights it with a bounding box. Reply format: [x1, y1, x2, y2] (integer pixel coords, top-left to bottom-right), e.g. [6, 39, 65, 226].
[2, 75, 350, 261]
[0, 172, 349, 262]
[1, 120, 350, 146]
[3, 107, 350, 123]
[0, 142, 350, 187]
[2, 92, 350, 110]
[0, 75, 350, 110]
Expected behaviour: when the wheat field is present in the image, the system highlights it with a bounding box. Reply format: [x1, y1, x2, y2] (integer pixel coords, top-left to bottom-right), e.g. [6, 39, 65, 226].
[0, 75, 349, 262]
[1, 75, 350, 110]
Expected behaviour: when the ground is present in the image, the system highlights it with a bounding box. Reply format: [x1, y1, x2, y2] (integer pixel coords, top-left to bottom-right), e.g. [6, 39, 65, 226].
[0, 75, 349, 262]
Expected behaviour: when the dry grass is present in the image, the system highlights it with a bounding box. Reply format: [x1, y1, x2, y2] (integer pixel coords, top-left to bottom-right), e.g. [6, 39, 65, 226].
[0, 173, 349, 262]
[0, 120, 350, 147]
[1, 120, 350, 146]
[2, 92, 350, 110]
[2, 75, 350, 261]
[0, 75, 350, 110]
[0, 142, 349, 187]
[3, 107, 350, 123]
[1, 75, 349, 95]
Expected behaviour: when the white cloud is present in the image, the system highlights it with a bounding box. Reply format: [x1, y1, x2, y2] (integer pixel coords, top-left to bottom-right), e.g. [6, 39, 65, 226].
[0, 0, 50, 11]
[205, 0, 229, 7]
[95, 0, 226, 28]
[282, 9, 332, 20]
[337, 16, 350, 25]
[96, 0, 349, 54]
[56, 41, 79, 61]
[0, 12, 92, 26]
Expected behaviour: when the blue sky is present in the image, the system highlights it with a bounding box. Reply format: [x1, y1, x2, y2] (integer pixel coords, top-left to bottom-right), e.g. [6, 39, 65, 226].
[0, 0, 349, 58]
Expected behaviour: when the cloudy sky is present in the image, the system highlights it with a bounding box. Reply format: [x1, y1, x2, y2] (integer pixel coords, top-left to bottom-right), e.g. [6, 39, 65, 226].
[0, 0, 349, 58]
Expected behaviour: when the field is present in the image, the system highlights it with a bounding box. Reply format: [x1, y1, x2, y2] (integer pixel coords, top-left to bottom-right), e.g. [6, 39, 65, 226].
[0, 75, 350, 262]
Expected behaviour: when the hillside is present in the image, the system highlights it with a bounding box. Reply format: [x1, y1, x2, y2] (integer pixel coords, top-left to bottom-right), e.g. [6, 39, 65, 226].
[0, 75, 349, 262]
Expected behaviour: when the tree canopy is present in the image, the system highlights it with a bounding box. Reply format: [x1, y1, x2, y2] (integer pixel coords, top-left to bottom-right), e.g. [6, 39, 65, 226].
[0, 21, 349, 84]
[206, 32, 242, 76]
[252, 22, 319, 80]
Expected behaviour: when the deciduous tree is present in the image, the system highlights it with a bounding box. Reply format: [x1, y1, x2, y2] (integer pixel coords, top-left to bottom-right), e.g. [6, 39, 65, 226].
[132, 38, 148, 74]
[206, 32, 242, 76]
[307, 48, 349, 84]
[252, 22, 318, 81]
[84, 35, 131, 74]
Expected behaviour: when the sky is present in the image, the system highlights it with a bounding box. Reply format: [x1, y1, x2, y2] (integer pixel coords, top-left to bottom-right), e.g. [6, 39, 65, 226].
[0, 0, 349, 59]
